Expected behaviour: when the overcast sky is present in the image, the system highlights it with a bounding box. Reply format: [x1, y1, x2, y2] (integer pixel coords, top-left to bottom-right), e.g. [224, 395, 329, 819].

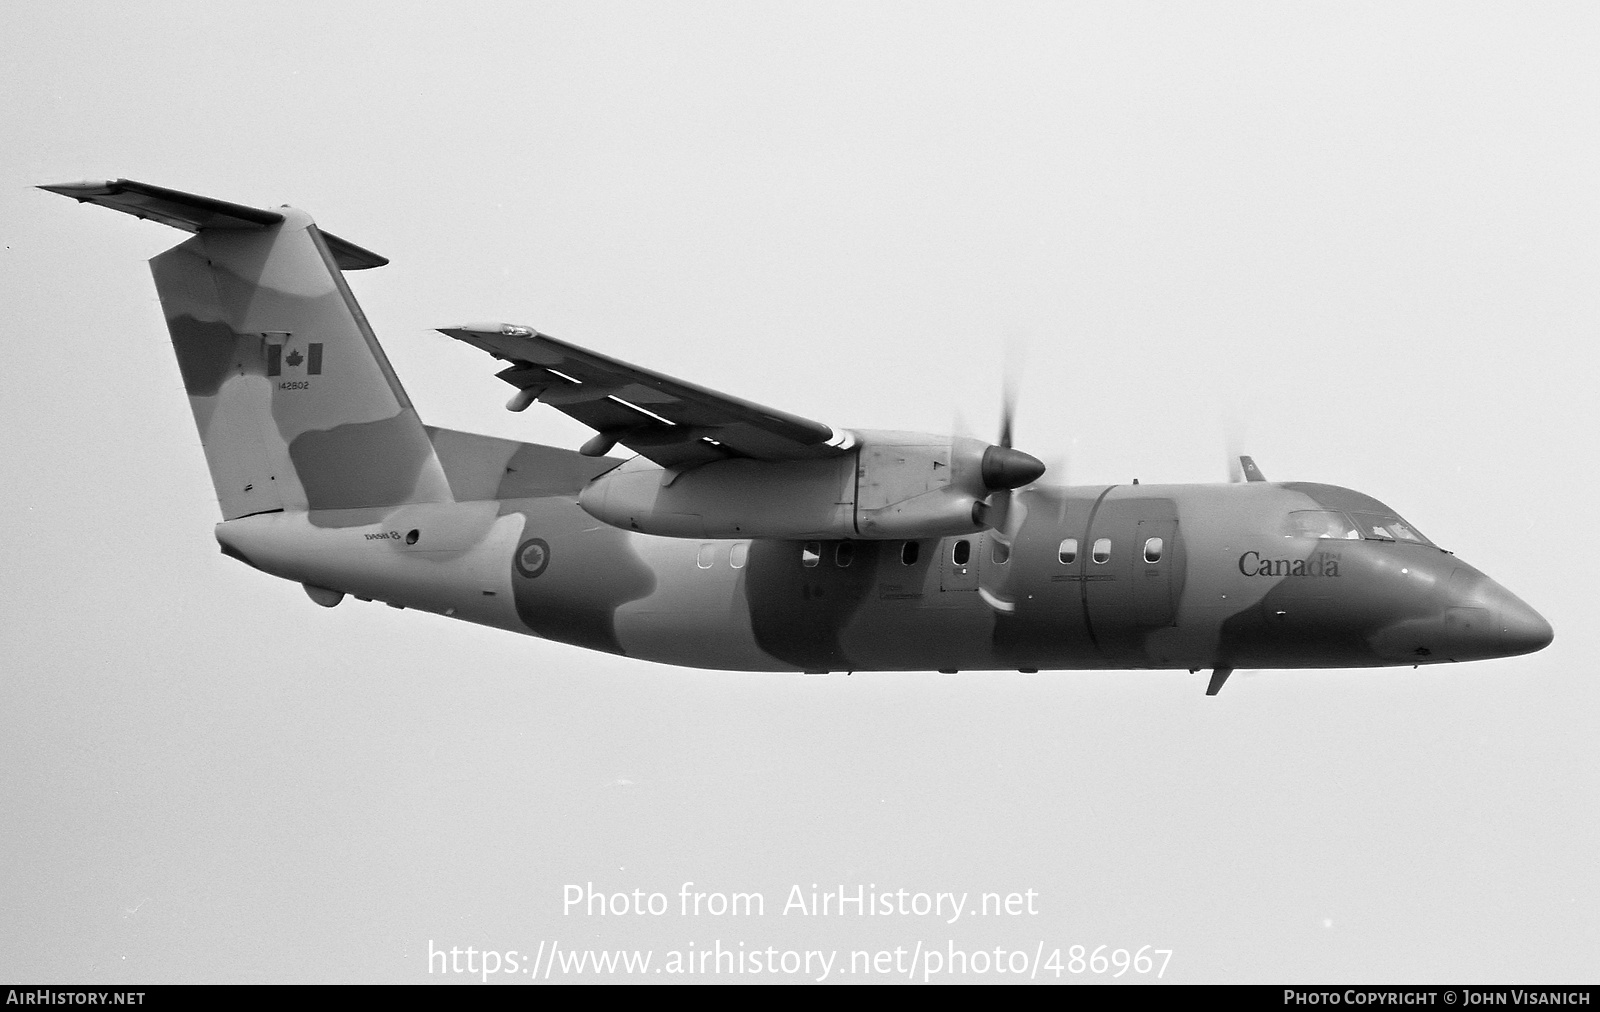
[2, 2, 1596, 983]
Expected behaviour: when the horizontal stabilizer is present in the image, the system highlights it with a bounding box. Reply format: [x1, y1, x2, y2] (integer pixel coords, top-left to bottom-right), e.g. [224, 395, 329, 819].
[439, 323, 851, 469]
[39, 178, 387, 270]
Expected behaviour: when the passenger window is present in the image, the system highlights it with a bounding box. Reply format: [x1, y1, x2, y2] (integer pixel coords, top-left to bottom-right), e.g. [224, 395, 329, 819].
[835, 542, 855, 568]
[696, 544, 716, 569]
[991, 539, 1010, 565]
[1058, 538, 1078, 564]
[1143, 537, 1163, 563]
[901, 541, 920, 566]
[952, 540, 971, 566]
[730, 542, 748, 569]
[802, 542, 821, 568]
[1092, 538, 1111, 564]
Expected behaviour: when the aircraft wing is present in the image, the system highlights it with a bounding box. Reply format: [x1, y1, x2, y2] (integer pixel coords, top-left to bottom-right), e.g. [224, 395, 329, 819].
[438, 323, 854, 469]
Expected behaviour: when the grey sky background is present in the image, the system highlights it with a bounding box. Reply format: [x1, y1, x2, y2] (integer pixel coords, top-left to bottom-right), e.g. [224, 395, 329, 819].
[2, 2, 1596, 983]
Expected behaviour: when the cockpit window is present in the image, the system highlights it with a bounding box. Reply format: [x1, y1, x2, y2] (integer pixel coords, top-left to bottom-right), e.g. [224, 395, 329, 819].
[1350, 511, 1433, 546]
[1284, 510, 1362, 540]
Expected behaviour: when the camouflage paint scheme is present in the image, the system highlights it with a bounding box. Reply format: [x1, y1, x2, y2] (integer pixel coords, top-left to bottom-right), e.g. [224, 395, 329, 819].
[47, 180, 1552, 683]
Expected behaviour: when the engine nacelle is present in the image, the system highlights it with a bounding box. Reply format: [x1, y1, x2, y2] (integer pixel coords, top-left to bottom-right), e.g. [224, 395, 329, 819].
[578, 430, 1002, 540]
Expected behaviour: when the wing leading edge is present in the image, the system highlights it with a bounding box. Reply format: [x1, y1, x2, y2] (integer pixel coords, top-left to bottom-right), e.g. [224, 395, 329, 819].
[438, 323, 854, 469]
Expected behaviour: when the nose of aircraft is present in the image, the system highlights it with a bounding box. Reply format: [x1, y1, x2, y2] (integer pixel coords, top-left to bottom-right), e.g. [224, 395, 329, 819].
[1370, 563, 1552, 663]
[1476, 577, 1554, 657]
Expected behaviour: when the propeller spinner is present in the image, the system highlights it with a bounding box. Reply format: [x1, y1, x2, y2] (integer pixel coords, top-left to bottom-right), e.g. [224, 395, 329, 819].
[970, 387, 1045, 530]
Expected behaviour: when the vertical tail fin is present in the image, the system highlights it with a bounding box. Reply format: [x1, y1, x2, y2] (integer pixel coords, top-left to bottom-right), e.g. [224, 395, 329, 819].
[44, 179, 451, 519]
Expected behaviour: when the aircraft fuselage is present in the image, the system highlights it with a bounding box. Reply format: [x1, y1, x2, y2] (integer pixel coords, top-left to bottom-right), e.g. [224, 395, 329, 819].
[216, 465, 1551, 675]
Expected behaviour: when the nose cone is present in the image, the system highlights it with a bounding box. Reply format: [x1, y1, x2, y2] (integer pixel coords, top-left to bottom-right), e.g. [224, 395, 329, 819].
[1370, 565, 1553, 663]
[1481, 580, 1554, 657]
[980, 446, 1047, 490]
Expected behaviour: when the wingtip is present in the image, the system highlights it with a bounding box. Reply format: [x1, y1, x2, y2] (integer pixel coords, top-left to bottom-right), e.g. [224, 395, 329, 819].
[38, 179, 117, 197]
[443, 322, 535, 337]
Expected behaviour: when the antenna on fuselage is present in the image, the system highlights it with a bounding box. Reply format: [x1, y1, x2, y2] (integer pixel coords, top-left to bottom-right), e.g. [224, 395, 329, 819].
[1223, 416, 1268, 482]
[1231, 455, 1268, 483]
[1206, 667, 1234, 695]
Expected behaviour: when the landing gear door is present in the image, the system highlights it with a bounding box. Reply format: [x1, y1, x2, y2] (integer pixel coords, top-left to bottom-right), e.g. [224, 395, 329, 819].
[939, 535, 981, 592]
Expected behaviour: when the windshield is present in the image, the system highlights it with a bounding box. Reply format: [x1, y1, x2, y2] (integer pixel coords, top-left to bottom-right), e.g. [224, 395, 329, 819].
[1280, 483, 1443, 550]
[1284, 509, 1434, 547]
[1349, 511, 1433, 546]
[1284, 510, 1362, 540]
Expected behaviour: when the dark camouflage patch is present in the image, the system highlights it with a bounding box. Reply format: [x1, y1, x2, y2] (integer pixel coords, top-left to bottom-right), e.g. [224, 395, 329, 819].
[1282, 482, 1399, 517]
[743, 540, 882, 670]
[1214, 539, 1435, 667]
[289, 414, 440, 510]
[507, 498, 655, 654]
[165, 314, 241, 397]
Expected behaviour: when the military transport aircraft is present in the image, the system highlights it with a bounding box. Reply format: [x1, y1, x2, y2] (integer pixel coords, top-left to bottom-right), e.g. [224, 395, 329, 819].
[44, 179, 1552, 694]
